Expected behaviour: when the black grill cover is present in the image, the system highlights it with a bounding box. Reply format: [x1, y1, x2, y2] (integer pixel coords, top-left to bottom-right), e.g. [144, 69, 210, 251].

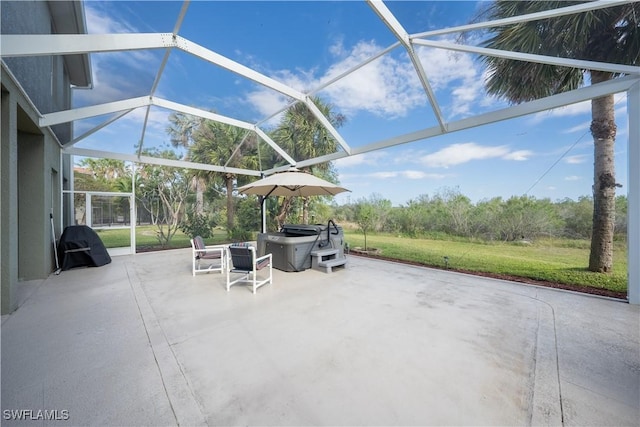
[58, 225, 112, 271]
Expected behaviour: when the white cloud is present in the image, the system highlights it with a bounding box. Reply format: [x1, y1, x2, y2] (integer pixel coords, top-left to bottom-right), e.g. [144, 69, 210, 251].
[369, 170, 446, 180]
[565, 155, 588, 164]
[563, 121, 590, 134]
[74, 4, 165, 126]
[388, 148, 428, 165]
[565, 175, 581, 181]
[450, 79, 486, 116]
[370, 171, 398, 179]
[531, 101, 592, 123]
[85, 4, 136, 34]
[416, 45, 490, 117]
[419, 48, 476, 90]
[245, 90, 290, 118]
[321, 41, 425, 118]
[242, 39, 424, 119]
[530, 93, 627, 124]
[334, 152, 387, 168]
[502, 150, 533, 161]
[403, 170, 446, 180]
[244, 36, 493, 121]
[244, 39, 425, 119]
[420, 142, 530, 168]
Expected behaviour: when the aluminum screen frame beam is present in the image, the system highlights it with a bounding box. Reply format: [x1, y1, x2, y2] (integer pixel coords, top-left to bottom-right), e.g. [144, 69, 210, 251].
[303, 97, 351, 155]
[0, 33, 172, 56]
[40, 96, 150, 127]
[627, 81, 640, 304]
[64, 147, 262, 177]
[367, 0, 446, 131]
[412, 39, 640, 76]
[138, 1, 191, 157]
[287, 76, 639, 169]
[412, 0, 633, 38]
[64, 109, 134, 148]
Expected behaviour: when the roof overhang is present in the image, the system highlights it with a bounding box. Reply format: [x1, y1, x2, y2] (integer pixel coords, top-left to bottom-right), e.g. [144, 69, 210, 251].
[47, 0, 92, 88]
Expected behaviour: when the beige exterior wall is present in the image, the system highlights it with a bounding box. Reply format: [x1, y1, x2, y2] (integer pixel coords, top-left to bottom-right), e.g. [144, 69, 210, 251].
[1, 67, 69, 314]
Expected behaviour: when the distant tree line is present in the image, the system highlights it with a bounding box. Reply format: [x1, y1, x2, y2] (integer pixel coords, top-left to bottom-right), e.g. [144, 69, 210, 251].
[75, 156, 628, 247]
[333, 188, 628, 243]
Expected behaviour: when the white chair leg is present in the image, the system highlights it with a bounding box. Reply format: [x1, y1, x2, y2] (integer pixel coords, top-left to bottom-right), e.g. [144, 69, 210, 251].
[253, 271, 257, 294]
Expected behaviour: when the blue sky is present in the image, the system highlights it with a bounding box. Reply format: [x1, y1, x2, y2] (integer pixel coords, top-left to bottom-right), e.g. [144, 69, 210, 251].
[73, 1, 630, 206]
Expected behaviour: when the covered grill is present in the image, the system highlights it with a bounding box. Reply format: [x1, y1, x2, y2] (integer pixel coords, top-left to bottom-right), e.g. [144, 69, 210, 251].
[57, 225, 112, 271]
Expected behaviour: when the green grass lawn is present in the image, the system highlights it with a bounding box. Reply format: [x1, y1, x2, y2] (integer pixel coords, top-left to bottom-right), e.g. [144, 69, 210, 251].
[95, 225, 627, 296]
[343, 231, 627, 295]
[95, 226, 229, 250]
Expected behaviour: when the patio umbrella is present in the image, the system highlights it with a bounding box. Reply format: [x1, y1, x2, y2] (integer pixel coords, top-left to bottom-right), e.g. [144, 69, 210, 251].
[237, 170, 350, 232]
[237, 170, 350, 198]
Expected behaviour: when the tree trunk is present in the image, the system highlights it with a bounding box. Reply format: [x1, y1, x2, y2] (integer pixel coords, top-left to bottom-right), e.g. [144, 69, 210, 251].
[225, 174, 234, 231]
[276, 197, 293, 230]
[195, 177, 204, 215]
[588, 71, 617, 273]
[302, 197, 310, 224]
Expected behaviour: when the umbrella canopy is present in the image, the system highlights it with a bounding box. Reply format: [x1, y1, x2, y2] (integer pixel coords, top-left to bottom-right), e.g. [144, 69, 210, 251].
[237, 171, 350, 197]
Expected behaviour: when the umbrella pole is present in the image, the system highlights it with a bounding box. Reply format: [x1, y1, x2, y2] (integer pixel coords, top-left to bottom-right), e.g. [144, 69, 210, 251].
[260, 186, 277, 234]
[260, 196, 266, 233]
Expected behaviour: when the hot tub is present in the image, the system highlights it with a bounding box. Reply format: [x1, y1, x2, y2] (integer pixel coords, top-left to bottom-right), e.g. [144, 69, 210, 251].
[257, 223, 345, 272]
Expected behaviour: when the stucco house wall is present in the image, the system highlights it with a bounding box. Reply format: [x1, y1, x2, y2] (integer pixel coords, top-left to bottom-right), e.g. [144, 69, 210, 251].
[1, 0, 91, 314]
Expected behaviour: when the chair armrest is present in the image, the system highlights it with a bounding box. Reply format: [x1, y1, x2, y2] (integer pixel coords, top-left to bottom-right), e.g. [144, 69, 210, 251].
[194, 245, 225, 257]
[256, 253, 271, 263]
[204, 244, 227, 250]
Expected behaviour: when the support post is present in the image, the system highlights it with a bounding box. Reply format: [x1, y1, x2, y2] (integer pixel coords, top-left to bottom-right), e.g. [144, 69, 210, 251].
[627, 81, 639, 304]
[260, 196, 266, 233]
[130, 162, 136, 254]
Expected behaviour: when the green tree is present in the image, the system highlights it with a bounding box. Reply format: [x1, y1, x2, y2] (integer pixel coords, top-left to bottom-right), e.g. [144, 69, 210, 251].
[557, 196, 593, 239]
[179, 210, 214, 239]
[365, 193, 393, 232]
[136, 149, 191, 248]
[478, 1, 639, 271]
[470, 197, 505, 240]
[614, 195, 628, 238]
[395, 201, 421, 236]
[234, 196, 261, 239]
[78, 158, 128, 181]
[166, 112, 205, 214]
[190, 120, 259, 233]
[501, 196, 560, 241]
[270, 97, 346, 226]
[354, 199, 377, 251]
[75, 158, 129, 192]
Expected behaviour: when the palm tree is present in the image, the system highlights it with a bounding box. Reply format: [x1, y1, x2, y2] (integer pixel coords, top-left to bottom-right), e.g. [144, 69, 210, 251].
[78, 158, 128, 182]
[166, 112, 205, 214]
[478, 1, 639, 273]
[190, 120, 259, 232]
[270, 97, 346, 225]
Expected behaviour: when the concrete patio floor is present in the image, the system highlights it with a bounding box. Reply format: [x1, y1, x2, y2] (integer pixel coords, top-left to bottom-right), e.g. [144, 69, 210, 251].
[2, 248, 639, 426]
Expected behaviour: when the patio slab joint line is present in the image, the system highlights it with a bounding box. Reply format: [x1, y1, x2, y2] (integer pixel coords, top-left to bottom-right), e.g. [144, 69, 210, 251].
[529, 292, 565, 426]
[124, 261, 207, 427]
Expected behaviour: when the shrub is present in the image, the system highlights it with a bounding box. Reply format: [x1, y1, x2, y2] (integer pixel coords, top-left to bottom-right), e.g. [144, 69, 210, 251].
[180, 210, 213, 239]
[228, 226, 253, 242]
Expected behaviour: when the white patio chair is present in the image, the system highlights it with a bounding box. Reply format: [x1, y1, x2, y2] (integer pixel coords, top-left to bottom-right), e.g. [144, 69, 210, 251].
[190, 236, 225, 276]
[226, 243, 272, 294]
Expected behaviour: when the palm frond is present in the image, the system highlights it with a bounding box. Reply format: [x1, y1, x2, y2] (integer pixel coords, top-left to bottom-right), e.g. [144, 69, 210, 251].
[479, 1, 639, 103]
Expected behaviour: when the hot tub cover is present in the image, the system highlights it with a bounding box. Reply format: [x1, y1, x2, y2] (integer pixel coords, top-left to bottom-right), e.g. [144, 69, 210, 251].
[57, 225, 112, 270]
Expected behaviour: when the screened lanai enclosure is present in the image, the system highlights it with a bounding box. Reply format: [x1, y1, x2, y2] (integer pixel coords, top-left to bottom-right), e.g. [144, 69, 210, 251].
[1, 0, 638, 303]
